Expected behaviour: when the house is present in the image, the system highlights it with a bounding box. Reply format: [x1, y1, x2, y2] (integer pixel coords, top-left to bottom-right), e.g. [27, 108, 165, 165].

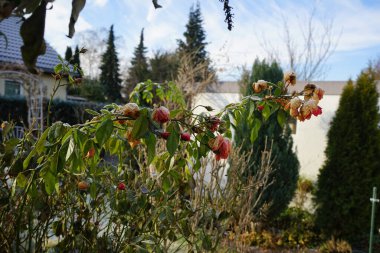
[194, 80, 380, 180]
[0, 16, 66, 100]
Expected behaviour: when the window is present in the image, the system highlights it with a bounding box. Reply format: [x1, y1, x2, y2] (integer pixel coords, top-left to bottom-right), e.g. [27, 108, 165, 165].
[4, 80, 21, 96]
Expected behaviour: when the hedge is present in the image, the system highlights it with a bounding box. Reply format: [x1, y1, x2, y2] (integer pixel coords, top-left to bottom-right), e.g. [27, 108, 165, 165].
[0, 96, 104, 126]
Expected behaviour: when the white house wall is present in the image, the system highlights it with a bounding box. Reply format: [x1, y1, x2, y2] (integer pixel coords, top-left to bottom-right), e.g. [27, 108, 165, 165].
[0, 74, 67, 100]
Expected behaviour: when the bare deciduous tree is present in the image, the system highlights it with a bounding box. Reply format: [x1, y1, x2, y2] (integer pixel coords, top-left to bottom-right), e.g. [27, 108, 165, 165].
[260, 3, 340, 81]
[175, 51, 216, 109]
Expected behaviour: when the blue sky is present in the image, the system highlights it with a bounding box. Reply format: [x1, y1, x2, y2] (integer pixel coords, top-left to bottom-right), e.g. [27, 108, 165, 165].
[45, 0, 380, 81]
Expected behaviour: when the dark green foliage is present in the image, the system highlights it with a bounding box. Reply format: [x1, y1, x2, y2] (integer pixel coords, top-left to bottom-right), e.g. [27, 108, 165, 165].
[67, 78, 106, 102]
[235, 58, 299, 221]
[0, 96, 28, 125]
[99, 25, 122, 102]
[0, 96, 103, 126]
[177, 3, 207, 65]
[149, 51, 179, 83]
[126, 28, 150, 94]
[64, 46, 73, 62]
[73, 45, 81, 68]
[315, 72, 380, 248]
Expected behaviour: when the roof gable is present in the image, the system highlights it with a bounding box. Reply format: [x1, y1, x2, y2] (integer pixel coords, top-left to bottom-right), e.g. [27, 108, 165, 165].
[0, 16, 61, 73]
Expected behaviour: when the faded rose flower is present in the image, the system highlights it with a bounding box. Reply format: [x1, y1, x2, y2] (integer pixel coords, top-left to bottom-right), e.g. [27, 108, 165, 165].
[290, 108, 299, 117]
[313, 86, 325, 101]
[312, 106, 323, 116]
[125, 131, 141, 149]
[257, 105, 265, 111]
[209, 135, 232, 160]
[300, 99, 318, 120]
[290, 97, 302, 110]
[253, 80, 268, 93]
[152, 106, 170, 124]
[122, 103, 140, 119]
[303, 83, 317, 100]
[208, 116, 221, 132]
[284, 71, 296, 85]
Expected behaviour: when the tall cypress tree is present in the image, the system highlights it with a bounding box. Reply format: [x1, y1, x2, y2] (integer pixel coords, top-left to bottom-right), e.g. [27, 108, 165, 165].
[235, 58, 299, 220]
[315, 71, 380, 248]
[99, 25, 122, 102]
[64, 46, 73, 62]
[126, 28, 150, 94]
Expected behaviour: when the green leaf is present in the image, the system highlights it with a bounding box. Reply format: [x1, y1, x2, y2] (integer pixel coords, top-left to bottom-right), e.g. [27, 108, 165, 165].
[262, 104, 271, 121]
[95, 119, 114, 146]
[277, 110, 287, 127]
[250, 118, 262, 143]
[16, 173, 27, 188]
[131, 109, 149, 139]
[166, 122, 180, 157]
[146, 132, 156, 165]
[65, 137, 75, 161]
[23, 127, 49, 169]
[44, 171, 57, 195]
[54, 63, 63, 74]
[162, 177, 171, 193]
[85, 108, 100, 116]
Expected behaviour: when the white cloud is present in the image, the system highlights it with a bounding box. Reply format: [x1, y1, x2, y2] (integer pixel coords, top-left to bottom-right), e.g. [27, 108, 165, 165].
[45, 0, 92, 55]
[94, 0, 108, 7]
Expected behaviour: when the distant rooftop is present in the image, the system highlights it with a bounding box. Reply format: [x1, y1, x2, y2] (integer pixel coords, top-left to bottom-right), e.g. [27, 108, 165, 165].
[0, 16, 61, 73]
[206, 80, 380, 95]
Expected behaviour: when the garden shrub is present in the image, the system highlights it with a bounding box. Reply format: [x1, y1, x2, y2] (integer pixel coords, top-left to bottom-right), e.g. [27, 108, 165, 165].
[0, 59, 325, 252]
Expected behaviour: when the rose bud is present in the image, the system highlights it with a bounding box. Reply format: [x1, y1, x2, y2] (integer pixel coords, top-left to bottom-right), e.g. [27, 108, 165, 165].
[257, 105, 265, 111]
[152, 106, 170, 124]
[117, 182, 126, 190]
[284, 71, 296, 85]
[160, 131, 171, 140]
[78, 181, 89, 191]
[122, 103, 140, 119]
[86, 148, 95, 158]
[180, 132, 191, 141]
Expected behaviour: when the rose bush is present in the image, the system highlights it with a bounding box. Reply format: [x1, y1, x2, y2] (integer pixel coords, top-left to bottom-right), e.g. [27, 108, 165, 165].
[0, 57, 324, 251]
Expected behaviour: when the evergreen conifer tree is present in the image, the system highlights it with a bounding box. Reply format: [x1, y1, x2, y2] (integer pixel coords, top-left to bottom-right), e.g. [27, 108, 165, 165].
[73, 45, 81, 68]
[177, 2, 213, 82]
[64, 46, 73, 62]
[177, 2, 207, 65]
[315, 71, 380, 247]
[235, 58, 299, 220]
[99, 25, 122, 102]
[126, 28, 150, 94]
[149, 51, 179, 83]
